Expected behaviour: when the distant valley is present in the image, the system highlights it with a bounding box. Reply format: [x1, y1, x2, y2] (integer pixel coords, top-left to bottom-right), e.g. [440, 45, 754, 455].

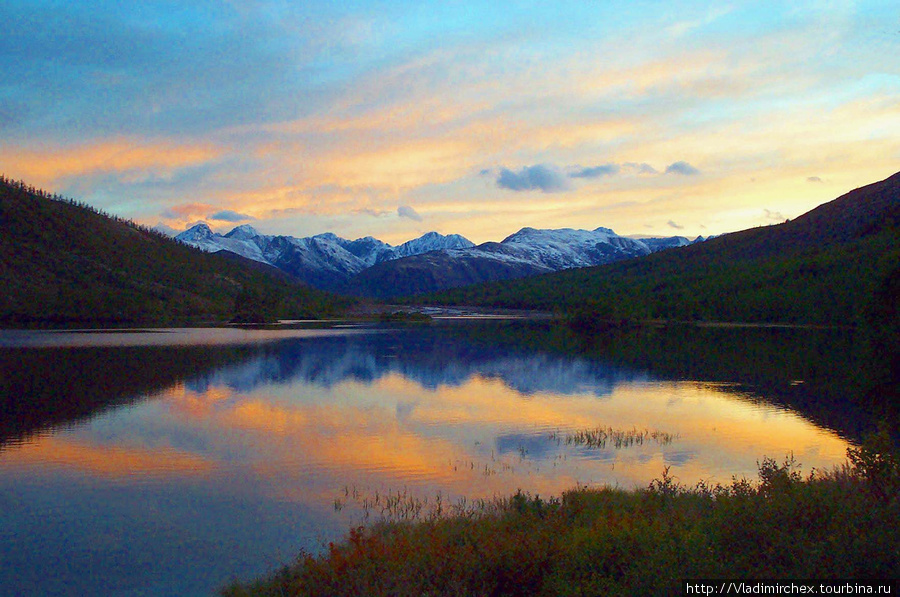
[174, 222, 701, 297]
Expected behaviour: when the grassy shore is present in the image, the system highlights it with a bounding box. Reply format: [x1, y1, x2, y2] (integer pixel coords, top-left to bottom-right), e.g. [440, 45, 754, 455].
[222, 429, 899, 596]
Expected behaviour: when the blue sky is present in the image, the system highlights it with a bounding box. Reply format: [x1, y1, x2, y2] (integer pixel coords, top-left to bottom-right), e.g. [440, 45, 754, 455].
[1, 0, 898, 243]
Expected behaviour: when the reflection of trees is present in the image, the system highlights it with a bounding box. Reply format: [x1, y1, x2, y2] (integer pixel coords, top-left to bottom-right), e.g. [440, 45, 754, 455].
[560, 323, 886, 443]
[0, 344, 261, 447]
[409, 320, 886, 443]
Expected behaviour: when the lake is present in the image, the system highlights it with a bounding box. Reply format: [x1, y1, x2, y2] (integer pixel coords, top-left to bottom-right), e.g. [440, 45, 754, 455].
[0, 319, 869, 595]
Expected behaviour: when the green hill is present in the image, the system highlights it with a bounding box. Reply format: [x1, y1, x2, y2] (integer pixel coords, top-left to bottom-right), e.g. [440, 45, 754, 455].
[0, 177, 350, 325]
[421, 171, 900, 327]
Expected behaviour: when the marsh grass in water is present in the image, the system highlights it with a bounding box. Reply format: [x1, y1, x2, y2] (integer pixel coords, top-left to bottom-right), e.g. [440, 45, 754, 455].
[333, 486, 505, 524]
[549, 425, 679, 449]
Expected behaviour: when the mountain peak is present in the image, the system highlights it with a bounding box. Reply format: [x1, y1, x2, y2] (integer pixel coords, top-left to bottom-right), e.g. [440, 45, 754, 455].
[225, 224, 261, 240]
[396, 231, 475, 256]
[176, 222, 215, 242]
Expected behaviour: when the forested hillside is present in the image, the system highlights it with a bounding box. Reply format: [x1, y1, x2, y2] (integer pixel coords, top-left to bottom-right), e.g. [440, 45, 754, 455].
[0, 178, 349, 325]
[421, 171, 900, 328]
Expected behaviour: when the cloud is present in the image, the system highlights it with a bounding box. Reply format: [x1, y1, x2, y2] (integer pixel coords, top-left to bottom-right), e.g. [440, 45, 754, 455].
[570, 163, 620, 178]
[161, 202, 215, 220]
[357, 207, 390, 218]
[806, 176, 823, 183]
[397, 205, 423, 221]
[665, 161, 701, 176]
[764, 209, 787, 222]
[209, 210, 255, 222]
[667, 220, 685, 229]
[0, 139, 222, 188]
[496, 164, 572, 192]
[152, 222, 179, 237]
[624, 162, 659, 175]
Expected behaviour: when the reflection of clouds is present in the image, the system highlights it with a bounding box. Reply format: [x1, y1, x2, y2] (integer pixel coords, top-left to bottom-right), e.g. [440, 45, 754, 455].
[664, 451, 696, 466]
[5, 329, 850, 504]
[395, 400, 419, 422]
[154, 374, 609, 500]
[495, 433, 556, 460]
[563, 446, 617, 463]
[5, 436, 215, 480]
[142, 335, 852, 499]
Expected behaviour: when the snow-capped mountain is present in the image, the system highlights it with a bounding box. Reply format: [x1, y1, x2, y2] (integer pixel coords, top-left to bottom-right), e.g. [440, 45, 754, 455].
[395, 231, 474, 257]
[481, 226, 655, 270]
[349, 227, 701, 297]
[632, 235, 694, 252]
[175, 224, 475, 291]
[175, 222, 699, 296]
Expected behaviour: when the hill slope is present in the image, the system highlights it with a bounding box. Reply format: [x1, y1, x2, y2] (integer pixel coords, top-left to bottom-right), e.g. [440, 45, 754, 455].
[0, 178, 348, 325]
[420, 171, 900, 326]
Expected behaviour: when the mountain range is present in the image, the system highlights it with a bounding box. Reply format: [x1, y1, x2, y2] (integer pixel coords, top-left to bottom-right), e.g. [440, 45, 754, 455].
[174, 222, 699, 297]
[422, 170, 900, 330]
[4, 168, 896, 333]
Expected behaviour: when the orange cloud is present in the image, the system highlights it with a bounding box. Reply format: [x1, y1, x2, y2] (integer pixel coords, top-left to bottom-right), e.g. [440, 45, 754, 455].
[0, 138, 222, 188]
[161, 202, 217, 222]
[6, 436, 216, 479]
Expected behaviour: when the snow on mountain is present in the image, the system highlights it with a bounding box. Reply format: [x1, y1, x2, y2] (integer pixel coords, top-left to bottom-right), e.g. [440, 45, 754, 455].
[177, 221, 216, 242]
[224, 224, 262, 241]
[175, 221, 699, 295]
[636, 236, 693, 251]
[396, 231, 475, 257]
[175, 224, 478, 291]
[176, 222, 268, 263]
[491, 226, 653, 270]
[347, 226, 704, 298]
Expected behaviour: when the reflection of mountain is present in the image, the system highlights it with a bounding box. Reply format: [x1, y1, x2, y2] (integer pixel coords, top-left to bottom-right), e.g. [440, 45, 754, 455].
[2, 321, 879, 448]
[186, 329, 653, 398]
[156, 323, 882, 445]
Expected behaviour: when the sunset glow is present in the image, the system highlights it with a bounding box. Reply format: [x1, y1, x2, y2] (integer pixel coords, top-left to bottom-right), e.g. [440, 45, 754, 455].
[2, 1, 896, 242]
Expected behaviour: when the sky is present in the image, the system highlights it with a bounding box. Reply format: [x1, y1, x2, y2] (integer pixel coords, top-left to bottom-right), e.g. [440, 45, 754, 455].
[1, 1, 898, 244]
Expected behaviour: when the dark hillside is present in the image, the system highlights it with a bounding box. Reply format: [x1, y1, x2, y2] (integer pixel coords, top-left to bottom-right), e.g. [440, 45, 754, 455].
[420, 171, 900, 327]
[0, 178, 348, 325]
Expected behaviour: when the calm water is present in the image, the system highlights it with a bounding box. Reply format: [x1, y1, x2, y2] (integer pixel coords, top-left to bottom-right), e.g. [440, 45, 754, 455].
[0, 320, 865, 595]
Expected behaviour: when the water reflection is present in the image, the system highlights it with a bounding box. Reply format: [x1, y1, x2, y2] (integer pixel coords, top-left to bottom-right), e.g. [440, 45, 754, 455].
[0, 322, 860, 596]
